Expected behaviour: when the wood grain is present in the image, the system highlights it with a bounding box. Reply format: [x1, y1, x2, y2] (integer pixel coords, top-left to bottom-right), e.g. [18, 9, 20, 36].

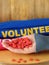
[0, 0, 49, 21]
[11, 0, 35, 20]
[0, 0, 11, 22]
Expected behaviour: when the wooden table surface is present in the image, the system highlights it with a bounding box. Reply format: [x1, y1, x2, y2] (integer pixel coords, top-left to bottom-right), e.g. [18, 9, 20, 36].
[0, 50, 49, 65]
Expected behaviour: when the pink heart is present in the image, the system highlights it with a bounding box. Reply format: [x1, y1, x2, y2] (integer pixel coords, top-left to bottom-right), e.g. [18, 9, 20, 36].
[0, 39, 6, 50]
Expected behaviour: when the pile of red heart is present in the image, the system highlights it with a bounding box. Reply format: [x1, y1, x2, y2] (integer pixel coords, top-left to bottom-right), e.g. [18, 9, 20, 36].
[6, 37, 32, 49]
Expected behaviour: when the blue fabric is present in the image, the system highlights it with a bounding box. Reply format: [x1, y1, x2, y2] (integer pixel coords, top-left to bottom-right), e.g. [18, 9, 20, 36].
[0, 18, 49, 38]
[0, 18, 49, 29]
[35, 34, 49, 52]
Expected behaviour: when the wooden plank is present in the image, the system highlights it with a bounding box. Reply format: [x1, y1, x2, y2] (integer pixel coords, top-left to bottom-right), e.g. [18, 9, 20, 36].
[44, 0, 49, 18]
[0, 0, 49, 21]
[1, 0, 11, 22]
[35, 0, 45, 18]
[11, 0, 35, 20]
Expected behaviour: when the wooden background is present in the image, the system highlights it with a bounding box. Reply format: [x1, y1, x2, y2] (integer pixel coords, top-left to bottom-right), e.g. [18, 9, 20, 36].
[0, 0, 49, 21]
